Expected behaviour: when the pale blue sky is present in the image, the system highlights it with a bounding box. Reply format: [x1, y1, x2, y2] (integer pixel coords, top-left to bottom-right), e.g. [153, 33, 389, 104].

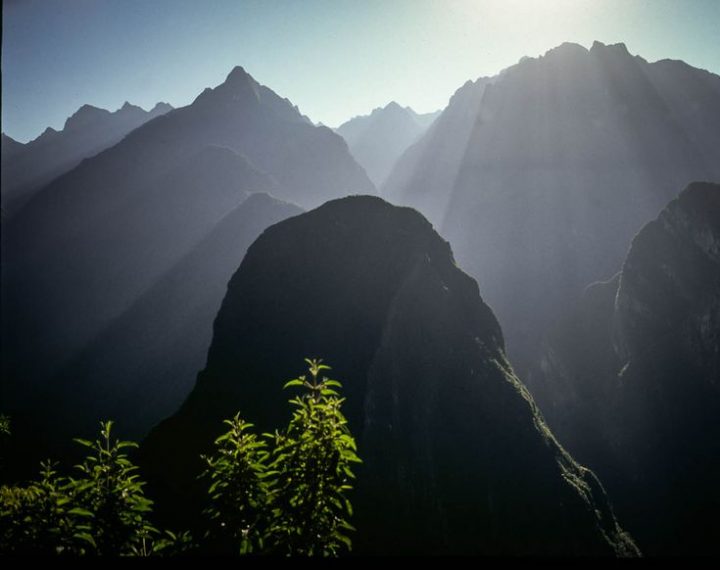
[3, 0, 719, 142]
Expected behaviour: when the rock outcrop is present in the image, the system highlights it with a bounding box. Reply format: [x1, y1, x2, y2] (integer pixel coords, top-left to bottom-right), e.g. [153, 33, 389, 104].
[530, 182, 720, 554]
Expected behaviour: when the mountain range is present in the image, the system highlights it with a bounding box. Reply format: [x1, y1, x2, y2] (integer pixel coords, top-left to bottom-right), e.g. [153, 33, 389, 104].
[1, 66, 371, 469]
[335, 102, 440, 186]
[1, 101, 173, 215]
[384, 41, 720, 376]
[1, 41, 719, 556]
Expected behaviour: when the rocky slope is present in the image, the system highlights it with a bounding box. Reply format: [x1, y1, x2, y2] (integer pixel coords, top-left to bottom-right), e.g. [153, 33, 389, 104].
[529, 182, 720, 555]
[140, 196, 638, 556]
[384, 41, 720, 376]
[1, 102, 172, 214]
[336, 102, 440, 186]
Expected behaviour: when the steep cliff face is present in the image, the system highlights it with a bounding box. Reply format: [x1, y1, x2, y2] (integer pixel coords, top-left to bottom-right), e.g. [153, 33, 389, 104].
[141, 196, 637, 556]
[384, 42, 720, 376]
[530, 182, 720, 555]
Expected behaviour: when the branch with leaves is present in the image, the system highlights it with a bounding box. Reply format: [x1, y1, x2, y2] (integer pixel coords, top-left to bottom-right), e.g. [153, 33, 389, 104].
[201, 358, 361, 556]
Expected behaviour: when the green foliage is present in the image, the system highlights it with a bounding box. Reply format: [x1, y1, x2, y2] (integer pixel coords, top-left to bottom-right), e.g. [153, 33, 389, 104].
[0, 461, 87, 555]
[0, 421, 191, 556]
[0, 414, 10, 475]
[201, 358, 361, 556]
[1, 358, 360, 557]
[0, 414, 10, 437]
[266, 358, 361, 555]
[202, 415, 271, 554]
[71, 420, 169, 555]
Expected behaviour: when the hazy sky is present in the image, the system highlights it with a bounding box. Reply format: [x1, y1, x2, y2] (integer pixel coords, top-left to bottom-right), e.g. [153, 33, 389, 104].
[3, 0, 719, 142]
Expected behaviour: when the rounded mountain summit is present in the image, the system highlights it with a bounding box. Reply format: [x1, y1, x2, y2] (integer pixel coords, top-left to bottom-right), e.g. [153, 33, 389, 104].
[140, 195, 639, 556]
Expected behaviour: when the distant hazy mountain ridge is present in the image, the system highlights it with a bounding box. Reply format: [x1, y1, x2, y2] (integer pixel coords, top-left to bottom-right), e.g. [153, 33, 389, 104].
[384, 41, 720, 376]
[1, 101, 173, 214]
[336, 102, 440, 186]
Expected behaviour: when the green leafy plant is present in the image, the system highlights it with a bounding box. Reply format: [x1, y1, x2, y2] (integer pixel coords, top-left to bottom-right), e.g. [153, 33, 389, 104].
[71, 421, 156, 554]
[1, 358, 359, 557]
[202, 358, 361, 556]
[202, 414, 271, 554]
[0, 460, 88, 555]
[266, 358, 361, 555]
[0, 413, 11, 475]
[71, 420, 168, 555]
[0, 421, 191, 556]
[0, 414, 10, 438]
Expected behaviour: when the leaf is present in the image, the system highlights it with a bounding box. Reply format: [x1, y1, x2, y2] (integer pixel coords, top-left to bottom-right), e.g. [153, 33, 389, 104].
[74, 532, 97, 548]
[68, 507, 95, 518]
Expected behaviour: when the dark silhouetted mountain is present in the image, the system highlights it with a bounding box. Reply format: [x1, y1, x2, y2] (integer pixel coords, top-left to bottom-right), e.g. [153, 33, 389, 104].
[2, 66, 372, 467]
[140, 196, 638, 556]
[1, 102, 173, 214]
[335, 102, 440, 186]
[528, 182, 720, 555]
[384, 41, 720, 377]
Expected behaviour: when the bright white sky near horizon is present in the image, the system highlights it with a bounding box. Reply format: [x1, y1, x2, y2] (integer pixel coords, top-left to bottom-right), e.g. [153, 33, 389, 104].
[2, 0, 720, 142]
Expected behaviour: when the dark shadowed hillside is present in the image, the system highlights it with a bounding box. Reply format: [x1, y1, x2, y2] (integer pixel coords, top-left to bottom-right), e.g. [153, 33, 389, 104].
[43, 193, 302, 441]
[141, 196, 638, 556]
[384, 41, 720, 376]
[1, 102, 172, 214]
[336, 102, 440, 186]
[529, 182, 720, 555]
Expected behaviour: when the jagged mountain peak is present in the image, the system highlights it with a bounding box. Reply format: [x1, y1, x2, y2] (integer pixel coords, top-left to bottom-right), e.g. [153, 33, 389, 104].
[543, 41, 589, 59]
[151, 102, 173, 114]
[63, 104, 111, 130]
[193, 65, 270, 111]
[335, 101, 439, 186]
[119, 101, 143, 113]
[591, 40, 630, 54]
[38, 126, 59, 139]
[376, 100, 407, 115]
[225, 64, 253, 83]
